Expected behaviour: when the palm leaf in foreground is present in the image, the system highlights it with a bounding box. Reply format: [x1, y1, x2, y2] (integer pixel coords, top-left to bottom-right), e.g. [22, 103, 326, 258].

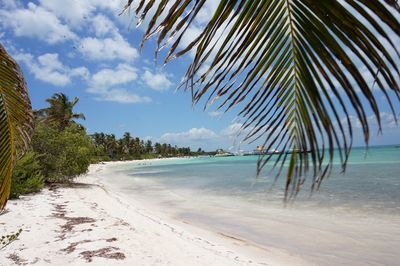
[123, 0, 400, 200]
[0, 44, 33, 209]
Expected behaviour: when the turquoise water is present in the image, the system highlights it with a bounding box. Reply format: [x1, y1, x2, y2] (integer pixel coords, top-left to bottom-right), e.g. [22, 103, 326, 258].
[111, 145, 400, 214]
[104, 145, 400, 265]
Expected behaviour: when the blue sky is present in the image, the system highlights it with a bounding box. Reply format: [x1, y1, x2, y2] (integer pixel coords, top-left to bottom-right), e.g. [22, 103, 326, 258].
[0, 0, 399, 151]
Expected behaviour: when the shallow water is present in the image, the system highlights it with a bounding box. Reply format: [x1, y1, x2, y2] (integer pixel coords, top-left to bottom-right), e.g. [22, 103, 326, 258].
[104, 145, 400, 265]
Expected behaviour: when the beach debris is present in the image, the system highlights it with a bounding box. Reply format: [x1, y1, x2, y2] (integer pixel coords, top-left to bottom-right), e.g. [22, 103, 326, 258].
[6, 252, 27, 265]
[61, 239, 93, 254]
[80, 247, 126, 262]
[1, 228, 23, 250]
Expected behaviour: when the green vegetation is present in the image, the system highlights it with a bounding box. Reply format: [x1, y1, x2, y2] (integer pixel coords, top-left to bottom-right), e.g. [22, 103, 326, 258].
[30, 122, 95, 183]
[36, 92, 85, 130]
[10, 93, 94, 197]
[9, 92, 207, 198]
[28, 93, 94, 184]
[91, 132, 194, 161]
[10, 151, 44, 199]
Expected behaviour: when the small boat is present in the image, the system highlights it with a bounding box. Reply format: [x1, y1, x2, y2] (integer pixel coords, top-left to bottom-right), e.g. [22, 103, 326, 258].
[214, 149, 235, 157]
[215, 152, 235, 157]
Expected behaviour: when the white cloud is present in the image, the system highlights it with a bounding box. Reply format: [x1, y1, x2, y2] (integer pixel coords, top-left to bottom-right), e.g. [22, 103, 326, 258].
[89, 0, 124, 12]
[90, 14, 118, 37]
[195, 1, 219, 25]
[1, 0, 22, 9]
[69, 67, 91, 78]
[159, 123, 251, 144]
[88, 87, 151, 104]
[78, 35, 138, 62]
[38, 0, 125, 28]
[219, 122, 254, 146]
[0, 3, 77, 44]
[154, 122, 257, 150]
[142, 70, 173, 91]
[90, 64, 138, 88]
[208, 110, 223, 117]
[14, 52, 89, 86]
[87, 63, 149, 104]
[339, 112, 399, 133]
[38, 0, 94, 29]
[220, 122, 243, 137]
[375, 112, 399, 129]
[160, 128, 218, 143]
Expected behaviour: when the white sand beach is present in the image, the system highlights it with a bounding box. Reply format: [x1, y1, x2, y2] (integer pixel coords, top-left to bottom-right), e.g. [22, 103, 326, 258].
[0, 162, 307, 266]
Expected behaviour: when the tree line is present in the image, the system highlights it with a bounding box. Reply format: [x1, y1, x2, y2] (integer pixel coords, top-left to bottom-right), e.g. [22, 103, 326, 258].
[91, 132, 194, 161]
[11, 93, 205, 199]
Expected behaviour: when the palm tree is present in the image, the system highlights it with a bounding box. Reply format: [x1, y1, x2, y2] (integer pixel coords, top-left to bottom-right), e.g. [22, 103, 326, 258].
[92, 132, 105, 147]
[92, 132, 107, 156]
[122, 1, 400, 199]
[42, 93, 85, 130]
[122, 132, 132, 155]
[145, 140, 153, 154]
[105, 134, 118, 158]
[0, 44, 34, 209]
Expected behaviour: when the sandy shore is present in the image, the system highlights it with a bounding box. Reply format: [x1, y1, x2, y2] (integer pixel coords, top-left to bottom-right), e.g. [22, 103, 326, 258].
[0, 162, 307, 266]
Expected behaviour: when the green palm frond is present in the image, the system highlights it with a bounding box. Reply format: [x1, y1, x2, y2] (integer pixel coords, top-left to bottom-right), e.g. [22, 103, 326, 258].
[0, 44, 33, 209]
[124, 0, 400, 200]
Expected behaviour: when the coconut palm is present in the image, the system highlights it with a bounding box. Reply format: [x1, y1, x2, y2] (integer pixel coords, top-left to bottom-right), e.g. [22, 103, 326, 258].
[145, 140, 153, 154]
[122, 0, 400, 199]
[104, 134, 118, 158]
[42, 93, 85, 130]
[122, 132, 133, 155]
[0, 44, 34, 209]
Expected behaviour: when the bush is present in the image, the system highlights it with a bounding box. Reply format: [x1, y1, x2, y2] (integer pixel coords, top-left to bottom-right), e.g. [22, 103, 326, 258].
[140, 153, 158, 160]
[31, 122, 96, 183]
[10, 151, 44, 199]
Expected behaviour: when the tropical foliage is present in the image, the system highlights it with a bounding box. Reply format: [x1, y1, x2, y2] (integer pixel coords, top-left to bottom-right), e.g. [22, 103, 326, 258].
[31, 121, 95, 183]
[9, 91, 203, 197]
[123, 0, 400, 199]
[10, 93, 94, 197]
[92, 131, 195, 161]
[10, 151, 44, 199]
[0, 44, 33, 208]
[37, 93, 85, 130]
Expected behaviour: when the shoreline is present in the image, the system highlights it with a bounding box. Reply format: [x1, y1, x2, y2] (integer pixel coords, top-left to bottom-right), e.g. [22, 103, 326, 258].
[0, 161, 307, 265]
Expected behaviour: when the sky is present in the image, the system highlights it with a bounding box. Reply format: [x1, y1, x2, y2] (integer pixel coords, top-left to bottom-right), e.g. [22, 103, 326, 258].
[0, 0, 399, 151]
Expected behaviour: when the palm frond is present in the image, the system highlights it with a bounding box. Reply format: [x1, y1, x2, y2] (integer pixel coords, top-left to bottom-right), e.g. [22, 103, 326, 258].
[0, 44, 33, 208]
[124, 0, 400, 200]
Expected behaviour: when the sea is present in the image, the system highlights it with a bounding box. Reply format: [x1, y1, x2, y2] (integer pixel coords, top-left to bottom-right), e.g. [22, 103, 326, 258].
[103, 145, 400, 265]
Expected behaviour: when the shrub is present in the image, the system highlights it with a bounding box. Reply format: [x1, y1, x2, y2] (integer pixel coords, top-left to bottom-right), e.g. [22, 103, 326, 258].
[31, 122, 96, 183]
[10, 151, 44, 199]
